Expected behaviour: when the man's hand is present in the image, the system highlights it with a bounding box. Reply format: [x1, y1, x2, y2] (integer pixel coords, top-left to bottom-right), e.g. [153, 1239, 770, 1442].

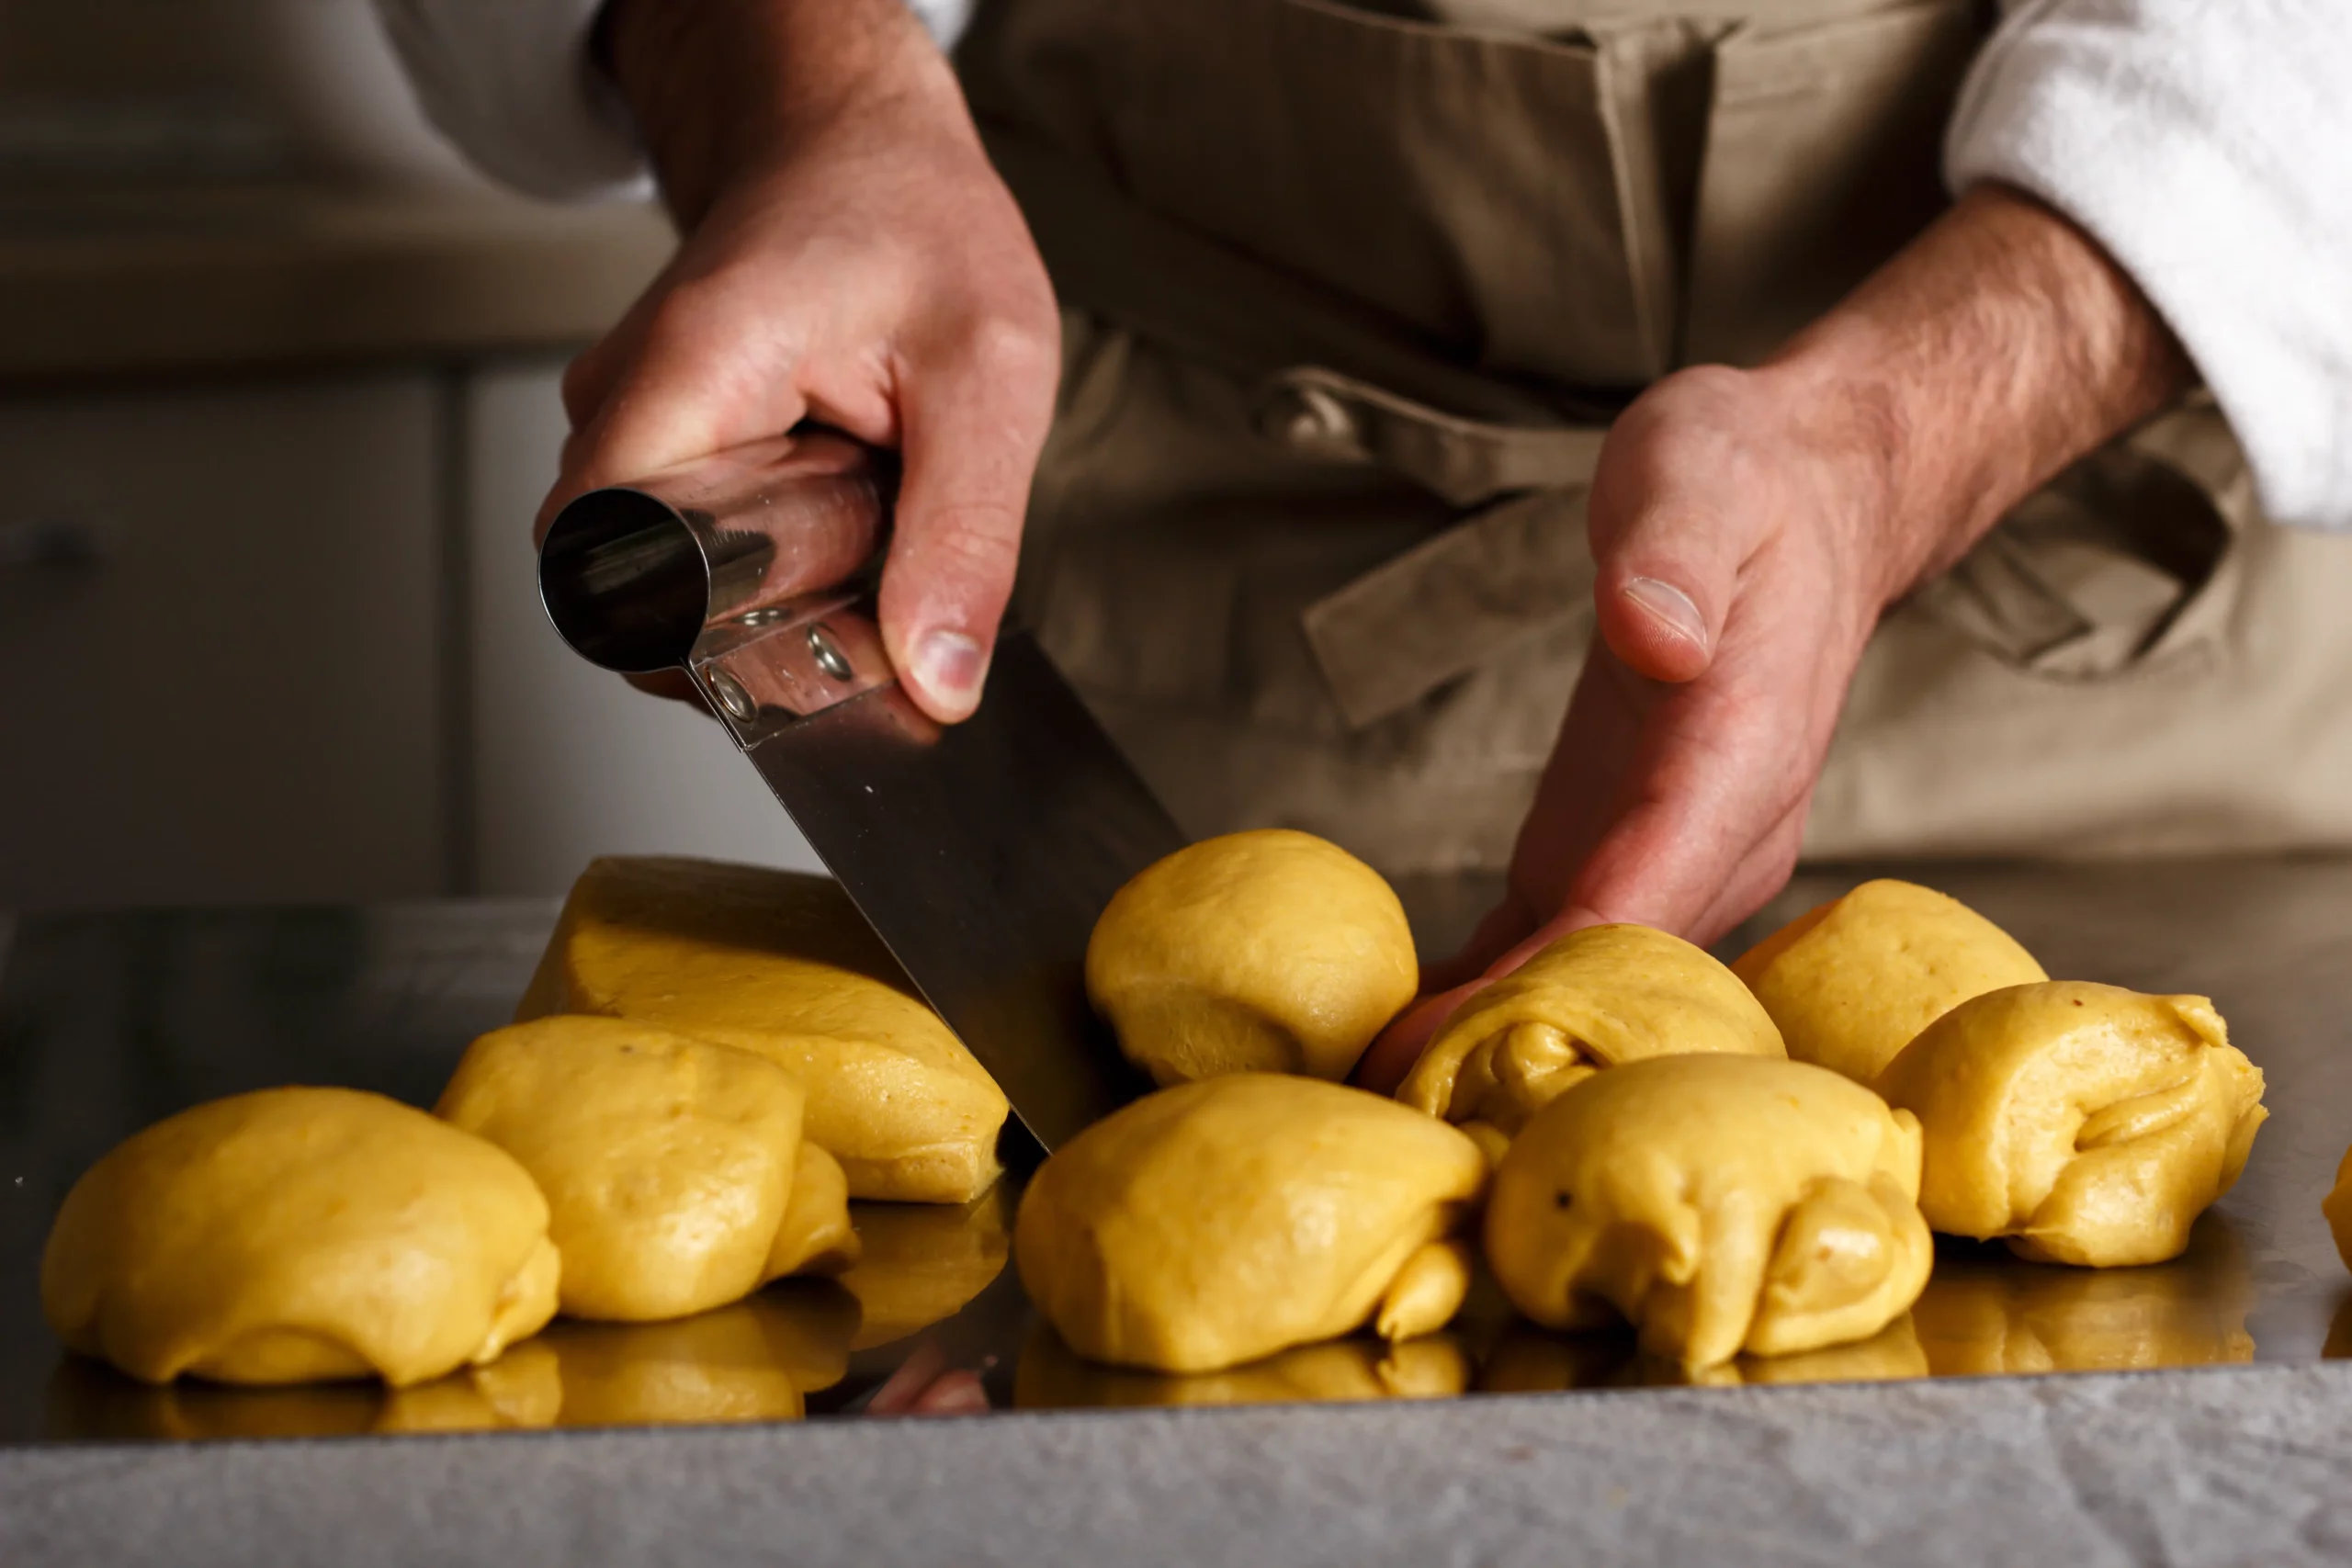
[559, 0, 1059, 721]
[1358, 186, 2190, 1091]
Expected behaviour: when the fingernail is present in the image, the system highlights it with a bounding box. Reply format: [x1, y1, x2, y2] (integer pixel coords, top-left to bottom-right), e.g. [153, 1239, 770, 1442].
[1623, 577, 1708, 650]
[911, 628, 986, 707]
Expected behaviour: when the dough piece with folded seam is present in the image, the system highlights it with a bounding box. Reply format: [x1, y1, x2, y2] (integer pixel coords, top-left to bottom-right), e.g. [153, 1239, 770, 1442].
[1874, 980, 2265, 1267]
[438, 1016, 858, 1324]
[1399, 923, 1784, 1156]
[42, 1087, 559, 1387]
[1733, 878, 2047, 1085]
[517, 856, 1008, 1204]
[1015, 1074, 1486, 1374]
[1484, 1055, 1931, 1371]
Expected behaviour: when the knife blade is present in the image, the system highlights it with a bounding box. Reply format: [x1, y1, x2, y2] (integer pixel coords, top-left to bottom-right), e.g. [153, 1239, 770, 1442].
[536, 431, 1172, 1151]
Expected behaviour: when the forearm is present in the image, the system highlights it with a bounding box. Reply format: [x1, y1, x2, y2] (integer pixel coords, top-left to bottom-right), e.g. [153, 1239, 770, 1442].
[1760, 183, 2191, 607]
[597, 0, 958, 226]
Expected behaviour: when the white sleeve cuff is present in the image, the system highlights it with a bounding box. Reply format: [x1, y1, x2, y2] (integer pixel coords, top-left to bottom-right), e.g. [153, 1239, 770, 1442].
[372, 0, 653, 203]
[1945, 0, 2352, 530]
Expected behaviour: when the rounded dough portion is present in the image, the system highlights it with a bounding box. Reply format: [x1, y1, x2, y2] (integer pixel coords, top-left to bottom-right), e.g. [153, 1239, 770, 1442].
[516, 857, 1008, 1203]
[1875, 981, 2266, 1267]
[1086, 829, 1417, 1085]
[1399, 923, 1784, 1145]
[1014, 1075, 1487, 1373]
[1733, 879, 2047, 1084]
[1486, 1055, 1929, 1371]
[41, 1088, 558, 1387]
[437, 1016, 858, 1324]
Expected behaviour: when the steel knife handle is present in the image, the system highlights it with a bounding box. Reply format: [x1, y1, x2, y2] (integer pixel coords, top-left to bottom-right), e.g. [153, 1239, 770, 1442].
[537, 430, 892, 672]
[537, 431, 904, 740]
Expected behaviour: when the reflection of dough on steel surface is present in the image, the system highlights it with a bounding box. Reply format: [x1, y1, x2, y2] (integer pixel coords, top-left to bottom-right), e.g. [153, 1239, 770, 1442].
[1733, 879, 2047, 1085]
[1485, 1055, 1930, 1371]
[1914, 1219, 2256, 1374]
[1876, 981, 2266, 1267]
[839, 1189, 1012, 1350]
[1013, 1319, 1470, 1409]
[1477, 1316, 1928, 1393]
[1016, 1075, 1486, 1373]
[1403, 923, 1783, 1153]
[516, 856, 1009, 1203]
[479, 1287, 860, 1428]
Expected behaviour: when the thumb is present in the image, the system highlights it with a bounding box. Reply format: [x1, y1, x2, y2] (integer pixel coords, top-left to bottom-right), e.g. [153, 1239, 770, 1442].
[876, 321, 1058, 721]
[1585, 429, 1760, 686]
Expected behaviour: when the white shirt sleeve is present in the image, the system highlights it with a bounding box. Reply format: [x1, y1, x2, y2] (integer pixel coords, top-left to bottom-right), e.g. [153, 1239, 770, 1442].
[370, 0, 651, 202]
[369, 1, 978, 204]
[1946, 0, 2352, 530]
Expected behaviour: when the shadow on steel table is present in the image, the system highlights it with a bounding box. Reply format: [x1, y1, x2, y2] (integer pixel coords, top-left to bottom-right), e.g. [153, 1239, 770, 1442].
[4, 858, 2350, 1442]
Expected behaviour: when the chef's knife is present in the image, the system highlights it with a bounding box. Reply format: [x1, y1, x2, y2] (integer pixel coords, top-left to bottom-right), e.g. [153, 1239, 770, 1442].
[536, 431, 1171, 1151]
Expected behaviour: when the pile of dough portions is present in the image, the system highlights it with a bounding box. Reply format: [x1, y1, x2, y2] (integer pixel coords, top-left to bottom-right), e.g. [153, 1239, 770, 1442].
[43, 855, 1003, 1392]
[1037, 851, 2272, 1380]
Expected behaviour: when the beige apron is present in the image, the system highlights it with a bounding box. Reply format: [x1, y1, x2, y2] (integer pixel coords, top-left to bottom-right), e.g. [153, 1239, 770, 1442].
[958, 0, 2352, 877]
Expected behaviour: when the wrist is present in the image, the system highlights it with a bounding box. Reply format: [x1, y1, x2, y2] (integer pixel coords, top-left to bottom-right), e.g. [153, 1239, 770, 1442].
[1757, 184, 2191, 610]
[599, 0, 964, 226]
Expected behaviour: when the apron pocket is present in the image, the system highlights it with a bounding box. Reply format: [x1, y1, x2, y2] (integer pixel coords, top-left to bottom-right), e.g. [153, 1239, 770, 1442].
[1684, 0, 1985, 366]
[1910, 404, 2250, 683]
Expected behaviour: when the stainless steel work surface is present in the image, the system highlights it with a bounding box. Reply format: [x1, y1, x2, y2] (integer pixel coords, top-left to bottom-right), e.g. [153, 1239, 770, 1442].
[4, 857, 2349, 1444]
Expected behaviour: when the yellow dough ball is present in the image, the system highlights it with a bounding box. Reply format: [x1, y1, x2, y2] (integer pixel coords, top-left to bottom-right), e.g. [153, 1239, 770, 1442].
[1085, 829, 1418, 1086]
[516, 857, 1008, 1203]
[1733, 879, 2048, 1084]
[1485, 1055, 1930, 1371]
[1014, 1075, 1487, 1373]
[41, 1088, 559, 1388]
[1014, 1319, 1470, 1410]
[1874, 981, 2266, 1267]
[1399, 923, 1784, 1147]
[436, 1017, 859, 1324]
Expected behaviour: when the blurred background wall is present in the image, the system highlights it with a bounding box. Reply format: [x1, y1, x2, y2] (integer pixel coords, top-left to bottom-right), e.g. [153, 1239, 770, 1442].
[0, 0, 823, 910]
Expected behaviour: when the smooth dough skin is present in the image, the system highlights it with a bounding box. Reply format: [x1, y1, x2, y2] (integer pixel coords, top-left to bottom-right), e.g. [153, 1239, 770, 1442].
[436, 1017, 858, 1324]
[1014, 1075, 1487, 1373]
[516, 857, 1009, 1203]
[1014, 1319, 1470, 1409]
[1733, 879, 2048, 1085]
[1399, 923, 1785, 1149]
[1086, 829, 1417, 1085]
[1874, 981, 2267, 1267]
[41, 1088, 559, 1387]
[1485, 1055, 1931, 1371]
